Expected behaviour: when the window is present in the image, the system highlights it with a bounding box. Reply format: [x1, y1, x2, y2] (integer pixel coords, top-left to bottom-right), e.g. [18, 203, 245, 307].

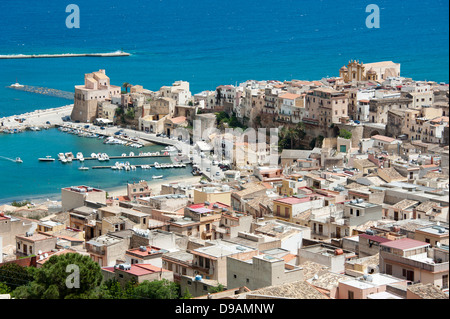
[443, 275, 448, 289]
[386, 264, 393, 275]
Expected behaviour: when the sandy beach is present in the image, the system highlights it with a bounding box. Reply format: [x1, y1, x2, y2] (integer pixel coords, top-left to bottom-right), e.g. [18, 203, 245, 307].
[106, 175, 203, 198]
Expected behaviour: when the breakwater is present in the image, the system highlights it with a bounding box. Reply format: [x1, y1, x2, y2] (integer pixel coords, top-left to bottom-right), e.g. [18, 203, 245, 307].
[0, 51, 130, 59]
[8, 84, 74, 100]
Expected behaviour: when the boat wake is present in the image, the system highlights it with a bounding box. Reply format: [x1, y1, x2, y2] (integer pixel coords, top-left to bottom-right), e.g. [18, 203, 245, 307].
[0, 155, 17, 162]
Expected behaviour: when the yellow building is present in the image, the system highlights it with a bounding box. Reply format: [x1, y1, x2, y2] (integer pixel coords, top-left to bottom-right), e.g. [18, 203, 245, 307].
[193, 187, 231, 207]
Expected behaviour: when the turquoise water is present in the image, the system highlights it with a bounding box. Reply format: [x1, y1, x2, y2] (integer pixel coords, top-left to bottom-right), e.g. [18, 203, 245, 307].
[0, 0, 448, 202]
[0, 129, 191, 203]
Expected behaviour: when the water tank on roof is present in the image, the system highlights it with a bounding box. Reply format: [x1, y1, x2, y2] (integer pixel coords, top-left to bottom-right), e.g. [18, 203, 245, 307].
[334, 249, 344, 256]
[204, 201, 210, 206]
[139, 246, 147, 252]
[365, 229, 375, 236]
[195, 275, 202, 281]
[356, 199, 364, 203]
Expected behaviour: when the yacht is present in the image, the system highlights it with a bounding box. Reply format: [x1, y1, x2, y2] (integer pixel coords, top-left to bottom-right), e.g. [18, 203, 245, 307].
[58, 153, 65, 161]
[76, 152, 84, 160]
[15, 157, 23, 163]
[38, 156, 55, 162]
[10, 82, 24, 88]
[78, 167, 89, 171]
[152, 175, 163, 179]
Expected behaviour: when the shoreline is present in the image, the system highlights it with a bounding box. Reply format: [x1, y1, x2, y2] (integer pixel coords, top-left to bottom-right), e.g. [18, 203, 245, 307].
[0, 175, 202, 207]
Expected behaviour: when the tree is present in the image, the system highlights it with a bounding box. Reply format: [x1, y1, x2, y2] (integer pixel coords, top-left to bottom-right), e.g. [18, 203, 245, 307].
[98, 279, 125, 299]
[13, 253, 102, 299]
[132, 279, 180, 299]
[208, 283, 225, 293]
[0, 263, 33, 290]
[0, 282, 10, 294]
[339, 129, 352, 139]
[122, 82, 130, 93]
[181, 287, 193, 299]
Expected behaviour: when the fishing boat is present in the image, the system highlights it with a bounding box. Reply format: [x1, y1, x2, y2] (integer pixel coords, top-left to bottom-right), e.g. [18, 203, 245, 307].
[152, 175, 163, 179]
[65, 152, 74, 159]
[15, 157, 23, 163]
[58, 153, 65, 161]
[78, 167, 89, 171]
[76, 152, 84, 160]
[38, 156, 55, 162]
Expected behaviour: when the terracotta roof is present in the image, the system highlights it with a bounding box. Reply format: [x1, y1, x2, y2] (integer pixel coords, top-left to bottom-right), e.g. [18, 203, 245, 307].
[359, 233, 391, 243]
[408, 283, 449, 299]
[279, 93, 301, 100]
[371, 135, 396, 143]
[248, 280, 329, 299]
[380, 238, 429, 250]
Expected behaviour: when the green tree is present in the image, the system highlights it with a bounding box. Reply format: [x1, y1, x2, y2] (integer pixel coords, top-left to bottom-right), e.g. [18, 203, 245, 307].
[208, 283, 225, 293]
[125, 108, 135, 119]
[0, 282, 10, 294]
[339, 129, 352, 139]
[13, 253, 102, 299]
[181, 287, 193, 299]
[98, 278, 125, 299]
[0, 263, 33, 290]
[132, 279, 180, 299]
[122, 82, 130, 93]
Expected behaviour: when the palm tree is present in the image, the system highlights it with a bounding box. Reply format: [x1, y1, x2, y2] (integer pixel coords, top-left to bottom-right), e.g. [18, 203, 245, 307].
[287, 127, 300, 149]
[122, 82, 130, 93]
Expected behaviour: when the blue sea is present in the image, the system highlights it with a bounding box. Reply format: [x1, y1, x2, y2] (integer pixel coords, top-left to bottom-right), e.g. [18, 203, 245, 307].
[0, 0, 448, 202]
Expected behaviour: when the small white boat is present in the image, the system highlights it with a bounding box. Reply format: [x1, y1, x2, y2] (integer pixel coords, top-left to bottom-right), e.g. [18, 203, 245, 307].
[76, 152, 84, 160]
[15, 157, 23, 163]
[152, 175, 163, 179]
[121, 153, 126, 157]
[58, 153, 65, 161]
[61, 158, 68, 163]
[10, 82, 24, 88]
[129, 152, 135, 156]
[78, 167, 89, 171]
[66, 157, 72, 163]
[39, 156, 55, 162]
[91, 153, 98, 158]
